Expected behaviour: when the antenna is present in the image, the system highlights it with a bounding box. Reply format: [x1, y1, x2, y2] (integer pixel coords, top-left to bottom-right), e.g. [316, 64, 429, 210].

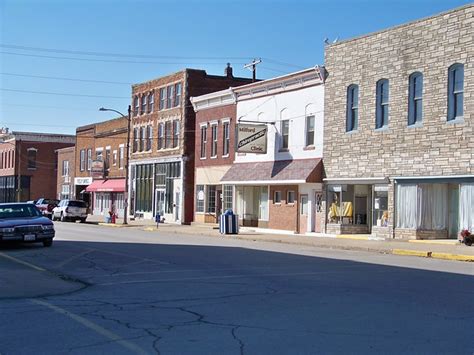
[244, 58, 261, 82]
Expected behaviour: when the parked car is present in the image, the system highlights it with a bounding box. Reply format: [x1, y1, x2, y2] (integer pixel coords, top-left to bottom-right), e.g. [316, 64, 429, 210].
[52, 200, 88, 222]
[35, 198, 59, 219]
[0, 203, 55, 247]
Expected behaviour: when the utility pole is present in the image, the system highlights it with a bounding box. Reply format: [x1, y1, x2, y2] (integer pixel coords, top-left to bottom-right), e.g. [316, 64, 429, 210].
[244, 58, 261, 82]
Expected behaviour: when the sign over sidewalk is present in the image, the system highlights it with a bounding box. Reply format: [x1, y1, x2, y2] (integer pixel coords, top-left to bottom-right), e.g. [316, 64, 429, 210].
[236, 124, 267, 154]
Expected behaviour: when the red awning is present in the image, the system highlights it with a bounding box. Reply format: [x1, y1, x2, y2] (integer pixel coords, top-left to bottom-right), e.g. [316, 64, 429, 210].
[85, 179, 126, 192]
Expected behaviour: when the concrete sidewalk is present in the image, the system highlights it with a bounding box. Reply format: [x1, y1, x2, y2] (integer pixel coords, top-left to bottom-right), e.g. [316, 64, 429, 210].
[84, 214, 474, 262]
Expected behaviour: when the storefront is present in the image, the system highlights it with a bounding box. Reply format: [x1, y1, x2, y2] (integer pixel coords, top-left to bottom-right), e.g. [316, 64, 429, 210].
[74, 177, 92, 207]
[86, 179, 126, 218]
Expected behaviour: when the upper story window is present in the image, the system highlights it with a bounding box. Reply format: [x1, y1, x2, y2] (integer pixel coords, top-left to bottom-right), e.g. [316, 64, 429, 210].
[165, 121, 172, 149]
[167, 85, 174, 109]
[157, 123, 164, 150]
[140, 126, 146, 152]
[448, 63, 464, 121]
[305, 115, 315, 146]
[141, 95, 147, 115]
[96, 149, 103, 162]
[119, 146, 124, 168]
[346, 84, 359, 132]
[87, 148, 92, 171]
[148, 92, 154, 113]
[80, 149, 85, 171]
[159, 87, 167, 110]
[223, 121, 230, 156]
[211, 124, 218, 158]
[200, 125, 207, 159]
[105, 148, 111, 169]
[133, 128, 138, 153]
[27, 148, 37, 169]
[146, 125, 153, 151]
[133, 96, 139, 117]
[174, 83, 182, 107]
[375, 79, 389, 129]
[173, 120, 180, 148]
[274, 190, 281, 204]
[281, 120, 289, 149]
[62, 160, 69, 177]
[113, 150, 117, 166]
[408, 72, 423, 126]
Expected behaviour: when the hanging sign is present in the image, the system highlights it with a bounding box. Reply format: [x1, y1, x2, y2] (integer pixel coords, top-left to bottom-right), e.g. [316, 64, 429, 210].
[236, 124, 267, 154]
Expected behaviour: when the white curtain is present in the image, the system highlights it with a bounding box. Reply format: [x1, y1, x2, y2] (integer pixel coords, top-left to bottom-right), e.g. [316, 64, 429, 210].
[418, 184, 447, 230]
[396, 184, 417, 228]
[459, 184, 474, 231]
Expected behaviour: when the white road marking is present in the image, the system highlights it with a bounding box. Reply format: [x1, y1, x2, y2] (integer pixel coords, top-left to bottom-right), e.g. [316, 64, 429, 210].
[31, 299, 148, 355]
[0, 252, 46, 272]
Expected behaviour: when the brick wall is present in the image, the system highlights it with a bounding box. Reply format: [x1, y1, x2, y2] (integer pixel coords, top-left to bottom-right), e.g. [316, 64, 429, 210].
[323, 5, 474, 179]
[56, 146, 75, 199]
[268, 185, 298, 232]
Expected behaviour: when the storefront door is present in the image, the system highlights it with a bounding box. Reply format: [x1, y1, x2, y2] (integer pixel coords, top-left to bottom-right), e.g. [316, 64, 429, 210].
[155, 189, 165, 218]
[299, 194, 308, 233]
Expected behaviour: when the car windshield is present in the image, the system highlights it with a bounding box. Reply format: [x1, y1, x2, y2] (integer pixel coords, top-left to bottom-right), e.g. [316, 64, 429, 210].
[0, 204, 42, 219]
[68, 201, 87, 208]
[42, 199, 59, 205]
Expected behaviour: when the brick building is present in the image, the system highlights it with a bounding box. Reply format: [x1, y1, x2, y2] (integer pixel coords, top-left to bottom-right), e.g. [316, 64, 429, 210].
[190, 89, 236, 224]
[220, 67, 325, 234]
[0, 129, 75, 202]
[56, 146, 75, 200]
[74, 117, 128, 218]
[323, 4, 473, 239]
[129, 64, 254, 224]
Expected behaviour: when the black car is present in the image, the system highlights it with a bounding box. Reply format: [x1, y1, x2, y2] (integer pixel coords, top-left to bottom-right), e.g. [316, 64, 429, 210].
[0, 203, 55, 247]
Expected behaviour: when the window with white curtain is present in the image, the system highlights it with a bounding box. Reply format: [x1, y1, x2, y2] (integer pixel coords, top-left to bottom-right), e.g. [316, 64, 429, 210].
[460, 183, 474, 231]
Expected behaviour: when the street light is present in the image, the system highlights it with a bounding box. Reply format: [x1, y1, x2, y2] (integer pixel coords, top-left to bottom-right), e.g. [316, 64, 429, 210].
[99, 105, 132, 225]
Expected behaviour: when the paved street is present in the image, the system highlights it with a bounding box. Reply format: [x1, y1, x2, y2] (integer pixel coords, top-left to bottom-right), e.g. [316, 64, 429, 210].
[1, 222, 473, 354]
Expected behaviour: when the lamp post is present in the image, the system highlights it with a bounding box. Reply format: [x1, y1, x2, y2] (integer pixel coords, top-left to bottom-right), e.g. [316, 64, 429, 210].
[99, 105, 132, 225]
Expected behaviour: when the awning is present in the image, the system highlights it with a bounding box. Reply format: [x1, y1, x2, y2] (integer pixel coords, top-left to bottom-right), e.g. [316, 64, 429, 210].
[85, 179, 126, 192]
[221, 159, 323, 185]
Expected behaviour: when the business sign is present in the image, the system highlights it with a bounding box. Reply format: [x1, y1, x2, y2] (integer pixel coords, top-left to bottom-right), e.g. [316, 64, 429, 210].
[91, 160, 104, 179]
[74, 177, 92, 186]
[236, 124, 267, 154]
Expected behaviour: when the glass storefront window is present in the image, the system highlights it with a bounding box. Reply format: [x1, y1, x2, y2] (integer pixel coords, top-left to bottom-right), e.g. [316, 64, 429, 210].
[327, 184, 369, 225]
[373, 186, 388, 226]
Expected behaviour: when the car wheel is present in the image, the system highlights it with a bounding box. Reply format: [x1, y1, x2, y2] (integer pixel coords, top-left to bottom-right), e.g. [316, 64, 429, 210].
[43, 239, 53, 247]
[80, 218, 86, 223]
[60, 213, 66, 222]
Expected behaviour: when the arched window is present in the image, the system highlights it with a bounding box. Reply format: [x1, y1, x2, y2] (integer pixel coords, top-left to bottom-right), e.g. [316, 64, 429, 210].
[346, 84, 359, 132]
[375, 79, 389, 129]
[448, 63, 464, 121]
[408, 72, 423, 126]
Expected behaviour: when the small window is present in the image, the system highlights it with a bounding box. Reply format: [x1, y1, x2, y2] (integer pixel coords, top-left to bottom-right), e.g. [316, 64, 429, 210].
[448, 63, 464, 121]
[141, 95, 147, 115]
[223, 121, 230, 156]
[173, 120, 180, 148]
[408, 72, 423, 126]
[346, 84, 359, 132]
[113, 150, 117, 166]
[305, 116, 314, 146]
[80, 149, 85, 171]
[167, 85, 174, 109]
[196, 185, 205, 213]
[146, 125, 153, 151]
[174, 83, 182, 107]
[274, 191, 281, 204]
[62, 160, 69, 176]
[140, 126, 146, 152]
[211, 124, 218, 157]
[119, 146, 124, 168]
[281, 119, 289, 149]
[159, 87, 167, 110]
[87, 148, 92, 170]
[165, 121, 172, 148]
[148, 92, 154, 113]
[300, 195, 308, 215]
[157, 123, 164, 150]
[27, 149, 37, 169]
[105, 148, 111, 169]
[287, 191, 295, 204]
[200, 126, 207, 158]
[133, 128, 138, 153]
[96, 150, 103, 162]
[375, 79, 389, 129]
[133, 96, 139, 117]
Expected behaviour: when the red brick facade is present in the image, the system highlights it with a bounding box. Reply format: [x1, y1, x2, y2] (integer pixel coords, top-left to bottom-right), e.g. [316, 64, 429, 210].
[268, 185, 299, 232]
[56, 146, 76, 200]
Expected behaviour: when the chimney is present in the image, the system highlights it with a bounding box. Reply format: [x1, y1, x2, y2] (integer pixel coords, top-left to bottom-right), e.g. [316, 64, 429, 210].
[225, 63, 233, 78]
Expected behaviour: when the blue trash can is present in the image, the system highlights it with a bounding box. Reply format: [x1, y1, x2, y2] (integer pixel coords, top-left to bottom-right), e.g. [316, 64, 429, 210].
[219, 210, 239, 234]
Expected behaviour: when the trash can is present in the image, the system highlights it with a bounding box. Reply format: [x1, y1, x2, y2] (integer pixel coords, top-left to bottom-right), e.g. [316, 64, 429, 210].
[219, 209, 239, 234]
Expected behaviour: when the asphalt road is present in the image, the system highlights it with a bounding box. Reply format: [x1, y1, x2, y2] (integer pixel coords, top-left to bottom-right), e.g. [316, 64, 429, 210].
[0, 222, 473, 355]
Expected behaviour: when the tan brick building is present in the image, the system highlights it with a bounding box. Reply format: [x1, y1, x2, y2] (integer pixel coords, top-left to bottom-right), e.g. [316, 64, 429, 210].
[0, 129, 75, 202]
[323, 5, 473, 239]
[130, 65, 253, 224]
[75, 117, 128, 218]
[56, 146, 75, 200]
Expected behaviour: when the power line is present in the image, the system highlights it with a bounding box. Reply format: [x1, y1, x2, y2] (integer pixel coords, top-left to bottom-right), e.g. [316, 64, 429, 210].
[0, 51, 248, 65]
[1, 72, 131, 85]
[261, 58, 306, 70]
[0, 43, 252, 60]
[1, 88, 129, 99]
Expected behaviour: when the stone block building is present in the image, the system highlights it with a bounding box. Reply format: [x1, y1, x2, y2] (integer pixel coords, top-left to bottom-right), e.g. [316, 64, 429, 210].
[323, 4, 473, 239]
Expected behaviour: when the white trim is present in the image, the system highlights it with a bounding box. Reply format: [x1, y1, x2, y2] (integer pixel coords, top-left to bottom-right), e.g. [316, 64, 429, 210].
[324, 177, 389, 184]
[105, 146, 111, 150]
[95, 147, 103, 152]
[27, 147, 38, 151]
[199, 122, 208, 128]
[393, 174, 474, 180]
[119, 143, 125, 148]
[222, 179, 306, 185]
[221, 117, 231, 123]
[210, 120, 218, 126]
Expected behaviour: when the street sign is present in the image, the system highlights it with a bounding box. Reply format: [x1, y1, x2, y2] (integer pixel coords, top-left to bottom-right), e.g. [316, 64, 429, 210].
[236, 124, 267, 154]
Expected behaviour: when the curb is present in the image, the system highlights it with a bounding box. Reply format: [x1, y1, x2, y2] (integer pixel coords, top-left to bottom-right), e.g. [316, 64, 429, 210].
[392, 249, 474, 262]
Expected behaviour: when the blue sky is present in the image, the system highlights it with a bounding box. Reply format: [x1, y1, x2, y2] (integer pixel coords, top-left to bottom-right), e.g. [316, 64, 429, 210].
[0, 0, 471, 135]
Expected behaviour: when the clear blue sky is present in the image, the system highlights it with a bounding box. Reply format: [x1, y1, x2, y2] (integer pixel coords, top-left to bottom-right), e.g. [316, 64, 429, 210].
[0, 0, 471, 135]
